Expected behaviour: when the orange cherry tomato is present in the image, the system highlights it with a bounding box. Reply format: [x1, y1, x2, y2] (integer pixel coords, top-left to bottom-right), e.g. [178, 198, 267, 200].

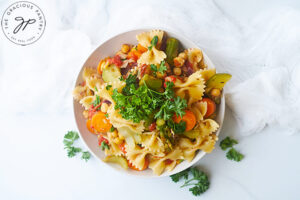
[86, 119, 96, 134]
[164, 76, 176, 88]
[128, 157, 149, 171]
[200, 98, 216, 118]
[127, 48, 142, 61]
[173, 110, 196, 131]
[91, 112, 112, 133]
[137, 43, 148, 53]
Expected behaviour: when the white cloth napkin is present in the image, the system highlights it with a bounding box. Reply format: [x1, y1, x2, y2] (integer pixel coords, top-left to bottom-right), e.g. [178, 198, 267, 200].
[226, 67, 300, 135]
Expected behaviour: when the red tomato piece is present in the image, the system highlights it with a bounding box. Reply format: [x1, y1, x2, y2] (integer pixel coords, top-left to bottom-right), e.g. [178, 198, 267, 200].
[164, 76, 176, 88]
[148, 122, 156, 131]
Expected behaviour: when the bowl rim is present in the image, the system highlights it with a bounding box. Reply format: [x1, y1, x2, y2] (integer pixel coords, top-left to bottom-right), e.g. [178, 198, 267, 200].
[73, 27, 225, 178]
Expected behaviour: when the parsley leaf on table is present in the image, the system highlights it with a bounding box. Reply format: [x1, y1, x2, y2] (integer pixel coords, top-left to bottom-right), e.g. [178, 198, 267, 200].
[220, 136, 238, 150]
[63, 131, 91, 161]
[170, 167, 209, 196]
[81, 151, 91, 162]
[226, 148, 244, 162]
[170, 168, 190, 182]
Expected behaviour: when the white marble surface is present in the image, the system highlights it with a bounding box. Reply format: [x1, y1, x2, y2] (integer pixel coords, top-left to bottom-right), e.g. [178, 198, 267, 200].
[1, 0, 300, 199]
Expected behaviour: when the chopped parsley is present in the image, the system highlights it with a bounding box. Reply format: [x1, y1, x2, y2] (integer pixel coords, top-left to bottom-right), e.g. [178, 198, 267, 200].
[112, 76, 187, 133]
[110, 126, 115, 132]
[91, 95, 101, 107]
[170, 167, 209, 196]
[119, 76, 125, 81]
[101, 141, 110, 150]
[220, 136, 244, 162]
[63, 131, 91, 162]
[167, 120, 186, 134]
[81, 151, 91, 161]
[150, 61, 167, 76]
[220, 136, 238, 150]
[104, 113, 109, 118]
[94, 86, 98, 92]
[148, 35, 158, 50]
[106, 85, 112, 90]
[226, 148, 244, 162]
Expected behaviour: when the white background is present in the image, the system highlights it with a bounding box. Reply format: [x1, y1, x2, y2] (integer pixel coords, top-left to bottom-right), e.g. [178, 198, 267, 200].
[1, 0, 300, 200]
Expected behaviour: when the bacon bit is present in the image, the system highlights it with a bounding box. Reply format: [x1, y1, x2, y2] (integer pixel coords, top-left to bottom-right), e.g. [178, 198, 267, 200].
[186, 61, 194, 76]
[148, 122, 156, 131]
[140, 64, 148, 77]
[79, 81, 86, 86]
[165, 159, 173, 165]
[112, 55, 123, 67]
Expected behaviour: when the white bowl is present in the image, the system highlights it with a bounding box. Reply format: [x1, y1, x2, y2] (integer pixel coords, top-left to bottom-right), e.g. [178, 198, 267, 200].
[73, 29, 225, 177]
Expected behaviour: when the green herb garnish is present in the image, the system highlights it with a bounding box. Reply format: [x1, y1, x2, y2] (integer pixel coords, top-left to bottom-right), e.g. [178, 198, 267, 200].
[81, 151, 91, 161]
[148, 35, 158, 50]
[94, 86, 98, 92]
[112, 77, 187, 132]
[101, 141, 110, 150]
[63, 131, 91, 162]
[91, 95, 101, 107]
[106, 85, 112, 90]
[110, 126, 115, 132]
[104, 113, 109, 118]
[220, 136, 238, 150]
[150, 61, 167, 76]
[170, 167, 209, 196]
[226, 148, 244, 162]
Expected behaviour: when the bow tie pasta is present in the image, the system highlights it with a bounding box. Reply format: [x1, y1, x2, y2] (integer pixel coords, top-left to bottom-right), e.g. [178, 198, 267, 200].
[136, 30, 166, 65]
[72, 30, 231, 175]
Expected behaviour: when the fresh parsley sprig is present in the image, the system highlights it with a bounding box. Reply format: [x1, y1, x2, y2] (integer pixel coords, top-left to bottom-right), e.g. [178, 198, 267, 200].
[220, 136, 238, 150]
[63, 131, 91, 162]
[226, 148, 244, 162]
[170, 167, 209, 196]
[219, 136, 244, 162]
[150, 61, 167, 76]
[112, 76, 187, 133]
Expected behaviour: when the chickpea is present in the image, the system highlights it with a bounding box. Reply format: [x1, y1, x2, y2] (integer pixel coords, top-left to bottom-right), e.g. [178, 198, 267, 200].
[210, 88, 221, 97]
[173, 57, 185, 67]
[101, 103, 109, 113]
[111, 130, 118, 137]
[173, 67, 182, 76]
[165, 62, 171, 73]
[178, 52, 187, 60]
[82, 110, 89, 119]
[121, 44, 130, 54]
[156, 118, 165, 126]
[156, 72, 166, 79]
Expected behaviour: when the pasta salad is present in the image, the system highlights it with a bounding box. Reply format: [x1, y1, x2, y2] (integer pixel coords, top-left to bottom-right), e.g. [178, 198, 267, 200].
[73, 30, 231, 175]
